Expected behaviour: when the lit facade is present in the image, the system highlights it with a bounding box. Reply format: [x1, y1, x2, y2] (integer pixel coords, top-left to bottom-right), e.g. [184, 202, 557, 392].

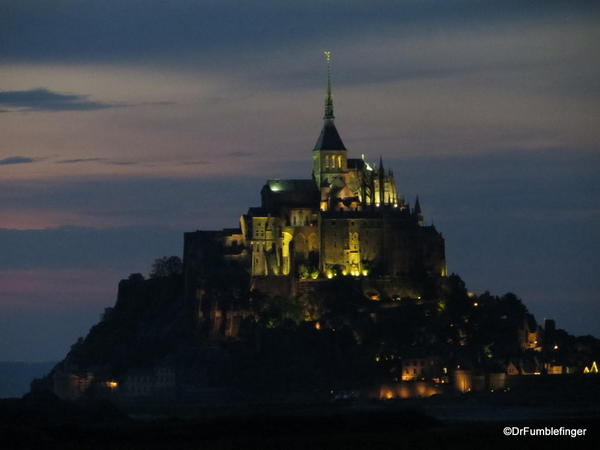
[184, 59, 447, 300]
[238, 68, 446, 282]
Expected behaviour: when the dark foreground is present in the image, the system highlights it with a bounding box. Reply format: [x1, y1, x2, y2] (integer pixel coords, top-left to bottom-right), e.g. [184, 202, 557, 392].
[2, 393, 599, 450]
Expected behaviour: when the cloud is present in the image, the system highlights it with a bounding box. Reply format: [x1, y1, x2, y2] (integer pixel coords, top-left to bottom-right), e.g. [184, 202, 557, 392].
[1, 0, 596, 65]
[54, 157, 215, 167]
[56, 158, 105, 164]
[227, 151, 254, 157]
[0, 175, 266, 230]
[0, 156, 39, 165]
[0, 88, 113, 112]
[56, 157, 155, 166]
[55, 157, 153, 166]
[180, 160, 212, 166]
[104, 160, 139, 166]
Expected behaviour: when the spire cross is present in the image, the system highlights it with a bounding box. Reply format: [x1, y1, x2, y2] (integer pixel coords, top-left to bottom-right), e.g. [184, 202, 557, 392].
[323, 51, 334, 120]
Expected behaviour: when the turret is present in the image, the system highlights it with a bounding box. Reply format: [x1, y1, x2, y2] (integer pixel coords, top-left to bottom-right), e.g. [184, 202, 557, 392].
[414, 195, 424, 225]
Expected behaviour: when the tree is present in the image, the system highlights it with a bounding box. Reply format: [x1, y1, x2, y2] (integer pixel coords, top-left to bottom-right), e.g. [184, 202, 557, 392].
[149, 256, 183, 278]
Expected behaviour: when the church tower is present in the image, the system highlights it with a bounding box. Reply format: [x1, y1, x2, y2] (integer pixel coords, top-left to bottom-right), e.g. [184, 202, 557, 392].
[312, 51, 347, 194]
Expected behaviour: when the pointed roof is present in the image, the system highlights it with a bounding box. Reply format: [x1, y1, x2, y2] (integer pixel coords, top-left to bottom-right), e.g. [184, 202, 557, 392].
[314, 120, 346, 151]
[414, 195, 422, 215]
[314, 51, 346, 151]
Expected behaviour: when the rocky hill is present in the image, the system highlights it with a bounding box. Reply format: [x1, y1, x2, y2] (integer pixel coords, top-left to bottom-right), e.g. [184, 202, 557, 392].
[32, 255, 600, 403]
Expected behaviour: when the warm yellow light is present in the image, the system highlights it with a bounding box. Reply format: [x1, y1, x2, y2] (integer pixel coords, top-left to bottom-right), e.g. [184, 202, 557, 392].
[553, 345, 559, 350]
[342, 269, 348, 276]
[473, 302, 479, 307]
[361, 269, 368, 276]
[315, 322, 321, 330]
[106, 381, 118, 389]
[585, 361, 599, 374]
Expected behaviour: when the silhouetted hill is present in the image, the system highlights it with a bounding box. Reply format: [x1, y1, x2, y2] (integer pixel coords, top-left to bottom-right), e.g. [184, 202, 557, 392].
[32, 265, 600, 403]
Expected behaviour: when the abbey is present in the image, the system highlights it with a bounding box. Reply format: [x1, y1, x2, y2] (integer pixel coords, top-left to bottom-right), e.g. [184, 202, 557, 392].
[35, 59, 599, 407]
[184, 59, 447, 299]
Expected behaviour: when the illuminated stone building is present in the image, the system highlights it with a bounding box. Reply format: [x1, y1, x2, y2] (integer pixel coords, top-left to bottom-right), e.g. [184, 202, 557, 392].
[184, 55, 447, 304]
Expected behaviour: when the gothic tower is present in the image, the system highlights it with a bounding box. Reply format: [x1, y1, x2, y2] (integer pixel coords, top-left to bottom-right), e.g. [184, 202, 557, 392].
[312, 51, 347, 197]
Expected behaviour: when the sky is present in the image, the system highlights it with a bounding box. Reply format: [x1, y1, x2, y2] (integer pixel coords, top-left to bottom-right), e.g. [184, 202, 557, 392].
[1, 0, 599, 362]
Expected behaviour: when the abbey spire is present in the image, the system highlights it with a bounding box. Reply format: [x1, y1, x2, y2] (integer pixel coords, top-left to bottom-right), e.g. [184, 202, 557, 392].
[313, 51, 348, 191]
[314, 51, 346, 152]
[324, 51, 334, 120]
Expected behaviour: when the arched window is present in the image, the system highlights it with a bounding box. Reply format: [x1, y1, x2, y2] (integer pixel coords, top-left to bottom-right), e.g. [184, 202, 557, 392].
[337, 155, 342, 168]
[350, 232, 359, 251]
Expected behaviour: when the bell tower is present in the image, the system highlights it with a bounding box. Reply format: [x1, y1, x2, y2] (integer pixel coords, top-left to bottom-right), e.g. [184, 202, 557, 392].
[312, 51, 347, 190]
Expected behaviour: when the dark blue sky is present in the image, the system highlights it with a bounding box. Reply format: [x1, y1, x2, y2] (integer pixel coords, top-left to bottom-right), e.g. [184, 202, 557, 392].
[1, 0, 599, 361]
